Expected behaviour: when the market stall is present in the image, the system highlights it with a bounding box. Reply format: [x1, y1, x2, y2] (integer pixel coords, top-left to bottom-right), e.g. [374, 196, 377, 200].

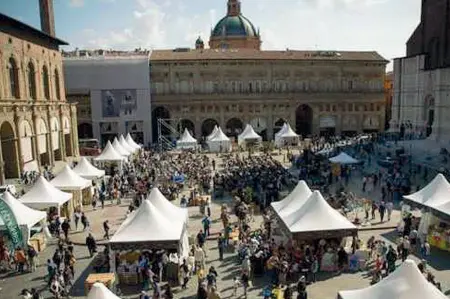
[403, 173, 450, 251]
[109, 200, 189, 287]
[0, 191, 47, 251]
[51, 164, 92, 209]
[147, 187, 189, 225]
[328, 152, 359, 164]
[206, 125, 219, 141]
[112, 137, 131, 158]
[338, 260, 447, 299]
[274, 122, 299, 147]
[125, 133, 142, 150]
[19, 176, 72, 218]
[238, 124, 262, 148]
[270, 180, 312, 216]
[176, 128, 198, 150]
[73, 157, 106, 180]
[94, 141, 126, 175]
[207, 127, 232, 153]
[86, 281, 119, 299]
[119, 135, 136, 154]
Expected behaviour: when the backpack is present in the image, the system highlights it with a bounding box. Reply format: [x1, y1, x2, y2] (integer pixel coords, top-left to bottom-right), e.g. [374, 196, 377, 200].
[28, 247, 37, 258]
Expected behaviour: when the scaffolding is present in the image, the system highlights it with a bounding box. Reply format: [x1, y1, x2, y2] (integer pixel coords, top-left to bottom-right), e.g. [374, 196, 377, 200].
[156, 118, 182, 151]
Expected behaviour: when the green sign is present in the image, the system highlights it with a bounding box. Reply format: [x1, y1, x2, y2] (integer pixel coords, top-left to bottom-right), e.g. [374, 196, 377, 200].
[0, 198, 24, 249]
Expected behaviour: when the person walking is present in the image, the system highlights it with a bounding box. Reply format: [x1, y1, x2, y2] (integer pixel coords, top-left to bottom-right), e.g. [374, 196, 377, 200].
[386, 201, 394, 221]
[81, 212, 89, 231]
[61, 219, 70, 241]
[27, 245, 37, 272]
[73, 210, 81, 231]
[103, 220, 110, 240]
[85, 233, 97, 257]
[379, 201, 386, 223]
[217, 233, 225, 261]
[241, 271, 249, 298]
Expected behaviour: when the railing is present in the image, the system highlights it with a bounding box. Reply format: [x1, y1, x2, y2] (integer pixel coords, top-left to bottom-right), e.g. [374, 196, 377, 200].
[157, 118, 181, 151]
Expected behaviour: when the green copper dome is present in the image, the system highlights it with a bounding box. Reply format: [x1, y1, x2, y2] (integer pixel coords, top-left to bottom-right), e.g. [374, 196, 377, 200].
[211, 14, 258, 37]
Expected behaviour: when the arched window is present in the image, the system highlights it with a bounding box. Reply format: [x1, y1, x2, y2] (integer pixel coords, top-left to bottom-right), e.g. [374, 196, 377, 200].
[8, 57, 20, 98]
[54, 69, 60, 100]
[42, 65, 50, 99]
[27, 61, 36, 100]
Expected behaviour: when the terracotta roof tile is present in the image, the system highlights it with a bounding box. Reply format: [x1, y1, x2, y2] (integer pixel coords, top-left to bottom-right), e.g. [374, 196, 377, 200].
[150, 49, 388, 62]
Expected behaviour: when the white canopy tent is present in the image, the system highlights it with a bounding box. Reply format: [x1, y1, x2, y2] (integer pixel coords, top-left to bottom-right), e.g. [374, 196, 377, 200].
[403, 173, 450, 216]
[112, 137, 131, 157]
[238, 124, 262, 145]
[87, 282, 121, 299]
[280, 190, 357, 238]
[275, 123, 299, 147]
[329, 152, 359, 164]
[125, 133, 141, 150]
[147, 187, 188, 224]
[271, 180, 312, 216]
[1, 191, 47, 245]
[119, 135, 136, 154]
[338, 260, 447, 299]
[207, 127, 232, 152]
[51, 164, 93, 209]
[94, 141, 125, 163]
[73, 157, 105, 180]
[206, 125, 219, 141]
[176, 128, 198, 150]
[19, 176, 72, 213]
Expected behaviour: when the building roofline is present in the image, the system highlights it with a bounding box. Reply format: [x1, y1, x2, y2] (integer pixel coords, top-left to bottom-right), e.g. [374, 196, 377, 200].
[0, 13, 68, 45]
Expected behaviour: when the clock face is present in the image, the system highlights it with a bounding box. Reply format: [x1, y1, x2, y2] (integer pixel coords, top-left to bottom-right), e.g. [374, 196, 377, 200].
[250, 117, 267, 132]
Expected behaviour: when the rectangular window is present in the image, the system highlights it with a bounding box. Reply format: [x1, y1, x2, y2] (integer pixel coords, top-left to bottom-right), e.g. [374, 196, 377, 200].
[348, 81, 353, 90]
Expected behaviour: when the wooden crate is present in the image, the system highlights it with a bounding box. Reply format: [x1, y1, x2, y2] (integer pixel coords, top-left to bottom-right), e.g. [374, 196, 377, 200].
[84, 273, 115, 295]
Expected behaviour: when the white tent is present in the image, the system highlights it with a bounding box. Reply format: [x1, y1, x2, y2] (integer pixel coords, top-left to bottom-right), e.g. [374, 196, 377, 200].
[329, 152, 359, 164]
[238, 124, 262, 145]
[404, 173, 450, 216]
[207, 127, 232, 152]
[51, 165, 92, 191]
[87, 282, 121, 299]
[19, 176, 72, 210]
[73, 157, 105, 180]
[119, 135, 136, 153]
[281, 191, 357, 236]
[338, 260, 447, 299]
[94, 141, 125, 162]
[176, 128, 198, 150]
[110, 200, 184, 243]
[1, 191, 46, 245]
[125, 133, 141, 150]
[271, 180, 312, 215]
[147, 187, 188, 224]
[112, 137, 131, 157]
[206, 125, 219, 141]
[275, 123, 299, 147]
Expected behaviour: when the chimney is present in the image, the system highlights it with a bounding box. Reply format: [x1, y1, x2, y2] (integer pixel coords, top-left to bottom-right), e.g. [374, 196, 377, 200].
[39, 0, 55, 36]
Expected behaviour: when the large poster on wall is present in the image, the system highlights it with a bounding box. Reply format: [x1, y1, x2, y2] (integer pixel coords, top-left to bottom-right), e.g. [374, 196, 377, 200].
[101, 89, 137, 117]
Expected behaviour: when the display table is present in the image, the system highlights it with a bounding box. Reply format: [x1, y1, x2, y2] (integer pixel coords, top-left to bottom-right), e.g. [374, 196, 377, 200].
[428, 231, 450, 252]
[191, 195, 209, 207]
[85, 273, 116, 295]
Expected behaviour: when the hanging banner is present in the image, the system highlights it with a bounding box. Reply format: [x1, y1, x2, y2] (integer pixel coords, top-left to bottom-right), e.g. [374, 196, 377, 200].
[0, 199, 24, 249]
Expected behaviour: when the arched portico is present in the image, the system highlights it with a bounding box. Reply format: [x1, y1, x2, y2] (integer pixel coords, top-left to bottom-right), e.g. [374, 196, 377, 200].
[0, 121, 19, 179]
[201, 118, 219, 136]
[62, 116, 73, 157]
[179, 119, 195, 137]
[225, 118, 244, 138]
[295, 104, 313, 137]
[36, 118, 50, 166]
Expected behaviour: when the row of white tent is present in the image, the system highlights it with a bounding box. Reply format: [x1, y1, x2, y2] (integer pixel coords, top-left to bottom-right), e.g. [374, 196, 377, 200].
[271, 181, 357, 235]
[94, 134, 141, 162]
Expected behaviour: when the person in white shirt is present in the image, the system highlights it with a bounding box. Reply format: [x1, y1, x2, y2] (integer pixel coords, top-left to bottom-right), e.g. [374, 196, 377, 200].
[386, 201, 394, 221]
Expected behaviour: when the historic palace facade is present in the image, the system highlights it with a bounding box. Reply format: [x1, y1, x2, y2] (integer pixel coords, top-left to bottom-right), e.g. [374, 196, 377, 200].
[0, 0, 79, 184]
[149, 0, 388, 141]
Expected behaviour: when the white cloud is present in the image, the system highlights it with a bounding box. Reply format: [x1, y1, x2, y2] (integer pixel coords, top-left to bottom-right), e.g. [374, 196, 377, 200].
[70, 0, 422, 70]
[69, 0, 84, 8]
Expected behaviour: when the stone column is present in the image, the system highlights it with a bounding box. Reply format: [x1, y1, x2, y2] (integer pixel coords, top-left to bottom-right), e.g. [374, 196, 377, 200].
[13, 115, 25, 174]
[267, 105, 274, 140]
[31, 115, 42, 169]
[59, 111, 67, 161]
[0, 145, 4, 185]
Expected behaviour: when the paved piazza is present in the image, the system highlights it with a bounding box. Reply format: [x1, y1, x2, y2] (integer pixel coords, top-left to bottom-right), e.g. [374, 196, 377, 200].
[1, 151, 450, 299]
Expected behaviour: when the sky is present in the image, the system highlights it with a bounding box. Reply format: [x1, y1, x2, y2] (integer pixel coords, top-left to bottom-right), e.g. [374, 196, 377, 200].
[1, 0, 422, 70]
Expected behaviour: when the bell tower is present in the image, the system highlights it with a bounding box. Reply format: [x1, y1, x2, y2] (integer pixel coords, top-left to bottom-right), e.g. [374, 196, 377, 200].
[227, 0, 241, 16]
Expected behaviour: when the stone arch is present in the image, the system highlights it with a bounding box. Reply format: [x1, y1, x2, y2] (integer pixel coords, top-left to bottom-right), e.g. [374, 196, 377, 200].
[50, 117, 62, 161]
[225, 118, 243, 137]
[42, 64, 50, 99]
[78, 123, 93, 139]
[151, 106, 171, 142]
[295, 104, 313, 136]
[0, 121, 19, 179]
[250, 117, 268, 140]
[37, 118, 50, 166]
[19, 119, 34, 164]
[62, 116, 73, 157]
[8, 57, 20, 99]
[201, 118, 219, 136]
[27, 61, 37, 100]
[54, 68, 61, 100]
[178, 119, 195, 137]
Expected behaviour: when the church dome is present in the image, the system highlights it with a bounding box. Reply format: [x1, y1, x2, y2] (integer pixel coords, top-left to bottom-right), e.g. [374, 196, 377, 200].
[211, 14, 258, 38]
